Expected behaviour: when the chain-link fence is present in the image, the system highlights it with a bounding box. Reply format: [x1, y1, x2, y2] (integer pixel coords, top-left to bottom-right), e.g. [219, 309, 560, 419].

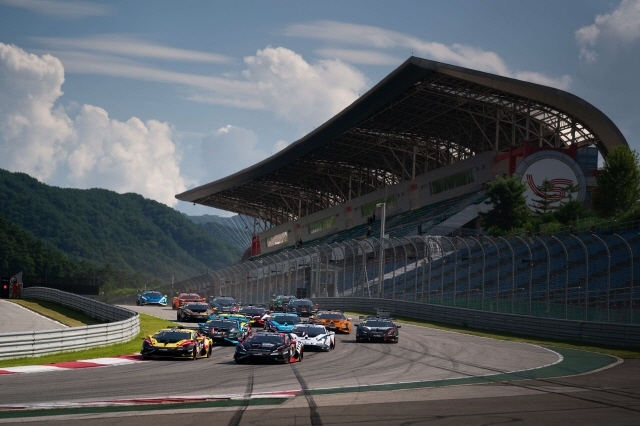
[165, 228, 640, 325]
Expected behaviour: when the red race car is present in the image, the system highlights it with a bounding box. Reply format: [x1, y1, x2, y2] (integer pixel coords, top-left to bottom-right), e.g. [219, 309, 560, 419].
[172, 292, 205, 310]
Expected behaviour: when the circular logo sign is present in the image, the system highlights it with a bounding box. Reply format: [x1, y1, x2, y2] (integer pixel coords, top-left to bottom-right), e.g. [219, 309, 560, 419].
[514, 151, 586, 212]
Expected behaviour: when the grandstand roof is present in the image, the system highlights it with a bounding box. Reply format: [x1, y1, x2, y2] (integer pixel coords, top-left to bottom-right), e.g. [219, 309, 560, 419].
[176, 56, 627, 226]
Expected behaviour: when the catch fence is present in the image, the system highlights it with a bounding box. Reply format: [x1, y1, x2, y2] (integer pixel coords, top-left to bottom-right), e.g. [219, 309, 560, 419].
[168, 229, 640, 325]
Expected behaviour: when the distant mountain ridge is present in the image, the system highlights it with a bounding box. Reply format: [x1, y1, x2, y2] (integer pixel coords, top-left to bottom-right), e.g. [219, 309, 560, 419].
[0, 168, 243, 282]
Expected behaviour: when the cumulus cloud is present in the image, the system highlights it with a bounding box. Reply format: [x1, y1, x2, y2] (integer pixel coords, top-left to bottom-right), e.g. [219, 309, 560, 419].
[285, 21, 572, 90]
[0, 42, 186, 206]
[241, 46, 367, 129]
[200, 125, 268, 179]
[575, 0, 640, 62]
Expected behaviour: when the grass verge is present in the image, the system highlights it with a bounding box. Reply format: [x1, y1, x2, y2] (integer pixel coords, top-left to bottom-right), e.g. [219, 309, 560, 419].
[347, 311, 640, 359]
[0, 300, 176, 368]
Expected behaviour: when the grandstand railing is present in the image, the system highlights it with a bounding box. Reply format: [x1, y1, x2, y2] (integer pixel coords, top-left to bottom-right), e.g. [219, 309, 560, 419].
[161, 225, 640, 330]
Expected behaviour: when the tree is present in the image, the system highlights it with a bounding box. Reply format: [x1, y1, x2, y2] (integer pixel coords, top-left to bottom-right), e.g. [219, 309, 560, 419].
[553, 183, 591, 225]
[479, 175, 530, 236]
[529, 178, 557, 215]
[592, 146, 640, 218]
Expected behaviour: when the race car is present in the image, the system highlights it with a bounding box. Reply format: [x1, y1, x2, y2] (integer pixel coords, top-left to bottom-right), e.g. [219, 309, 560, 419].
[214, 312, 250, 327]
[238, 305, 268, 327]
[290, 324, 335, 351]
[355, 316, 401, 343]
[141, 326, 212, 360]
[209, 296, 240, 313]
[264, 313, 301, 332]
[311, 310, 352, 333]
[285, 298, 318, 317]
[234, 331, 303, 364]
[172, 292, 205, 310]
[136, 290, 167, 306]
[269, 295, 297, 312]
[177, 302, 214, 322]
[198, 318, 247, 345]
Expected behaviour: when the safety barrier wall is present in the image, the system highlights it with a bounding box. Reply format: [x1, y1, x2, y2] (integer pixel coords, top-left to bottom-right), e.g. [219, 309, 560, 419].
[0, 287, 139, 360]
[313, 297, 640, 348]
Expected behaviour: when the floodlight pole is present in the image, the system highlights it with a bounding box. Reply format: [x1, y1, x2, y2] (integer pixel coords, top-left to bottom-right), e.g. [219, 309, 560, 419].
[377, 203, 386, 299]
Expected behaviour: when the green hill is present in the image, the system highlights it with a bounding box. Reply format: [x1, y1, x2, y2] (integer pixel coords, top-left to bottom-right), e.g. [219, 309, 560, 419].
[184, 214, 254, 250]
[0, 169, 243, 283]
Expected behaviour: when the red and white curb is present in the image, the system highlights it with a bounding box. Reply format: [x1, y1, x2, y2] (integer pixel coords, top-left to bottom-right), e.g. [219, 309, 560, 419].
[0, 354, 145, 375]
[0, 390, 301, 411]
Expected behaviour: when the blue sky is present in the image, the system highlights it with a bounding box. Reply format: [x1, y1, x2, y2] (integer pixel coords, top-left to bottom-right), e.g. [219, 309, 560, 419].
[0, 0, 638, 217]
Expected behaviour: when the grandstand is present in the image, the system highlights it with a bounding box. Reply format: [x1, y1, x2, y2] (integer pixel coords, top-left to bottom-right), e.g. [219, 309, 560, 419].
[172, 56, 637, 325]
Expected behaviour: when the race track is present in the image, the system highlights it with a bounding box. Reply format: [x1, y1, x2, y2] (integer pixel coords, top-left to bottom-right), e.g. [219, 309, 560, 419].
[0, 305, 561, 406]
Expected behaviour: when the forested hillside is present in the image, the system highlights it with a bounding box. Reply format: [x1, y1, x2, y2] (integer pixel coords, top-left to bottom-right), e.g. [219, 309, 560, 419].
[185, 214, 253, 250]
[0, 169, 243, 283]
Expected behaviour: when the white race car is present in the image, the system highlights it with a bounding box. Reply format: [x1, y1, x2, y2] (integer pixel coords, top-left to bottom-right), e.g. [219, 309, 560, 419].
[290, 324, 336, 351]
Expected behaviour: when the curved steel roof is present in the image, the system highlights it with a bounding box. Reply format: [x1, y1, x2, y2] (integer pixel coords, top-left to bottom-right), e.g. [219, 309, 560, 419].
[176, 56, 627, 226]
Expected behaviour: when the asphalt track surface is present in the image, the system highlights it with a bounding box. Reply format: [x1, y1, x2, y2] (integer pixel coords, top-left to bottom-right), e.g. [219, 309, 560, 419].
[1, 304, 637, 425]
[0, 299, 67, 333]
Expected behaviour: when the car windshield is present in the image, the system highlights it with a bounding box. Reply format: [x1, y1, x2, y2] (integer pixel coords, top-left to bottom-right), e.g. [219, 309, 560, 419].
[204, 320, 237, 328]
[292, 326, 326, 336]
[272, 315, 300, 323]
[363, 320, 394, 327]
[143, 291, 162, 297]
[214, 299, 235, 306]
[317, 313, 345, 320]
[185, 304, 209, 312]
[248, 335, 285, 344]
[153, 330, 192, 341]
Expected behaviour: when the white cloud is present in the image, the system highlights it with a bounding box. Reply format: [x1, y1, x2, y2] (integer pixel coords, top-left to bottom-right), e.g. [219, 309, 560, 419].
[36, 34, 368, 130]
[576, 0, 640, 62]
[285, 21, 572, 90]
[0, 42, 186, 206]
[0, 0, 110, 18]
[34, 35, 233, 63]
[241, 46, 368, 128]
[315, 48, 401, 65]
[200, 125, 268, 180]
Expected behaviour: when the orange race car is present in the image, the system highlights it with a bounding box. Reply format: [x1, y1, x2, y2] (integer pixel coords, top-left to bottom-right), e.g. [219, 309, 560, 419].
[172, 292, 206, 310]
[311, 310, 352, 334]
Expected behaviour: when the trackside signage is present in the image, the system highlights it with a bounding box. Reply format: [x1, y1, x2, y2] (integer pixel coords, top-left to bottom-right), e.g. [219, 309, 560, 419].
[514, 151, 587, 212]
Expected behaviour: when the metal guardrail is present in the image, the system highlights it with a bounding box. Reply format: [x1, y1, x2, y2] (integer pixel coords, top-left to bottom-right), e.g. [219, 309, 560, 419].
[0, 287, 139, 360]
[312, 297, 640, 348]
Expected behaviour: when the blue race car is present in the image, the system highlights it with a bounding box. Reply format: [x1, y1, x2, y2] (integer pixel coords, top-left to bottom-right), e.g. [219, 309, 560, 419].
[264, 313, 301, 332]
[137, 290, 167, 306]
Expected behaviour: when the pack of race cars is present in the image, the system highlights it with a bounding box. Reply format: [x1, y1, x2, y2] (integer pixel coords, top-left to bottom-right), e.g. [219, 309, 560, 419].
[141, 293, 401, 363]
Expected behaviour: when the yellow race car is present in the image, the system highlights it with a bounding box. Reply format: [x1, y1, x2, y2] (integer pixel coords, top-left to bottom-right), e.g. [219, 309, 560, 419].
[311, 310, 352, 334]
[141, 326, 213, 360]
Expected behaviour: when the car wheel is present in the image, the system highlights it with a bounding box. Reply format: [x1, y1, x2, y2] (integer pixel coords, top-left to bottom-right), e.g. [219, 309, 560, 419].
[355, 335, 362, 342]
[298, 349, 303, 362]
[136, 300, 140, 306]
[330, 340, 335, 350]
[142, 355, 152, 360]
[177, 313, 181, 321]
[235, 357, 245, 364]
[206, 345, 212, 358]
[190, 347, 198, 360]
[284, 348, 291, 364]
